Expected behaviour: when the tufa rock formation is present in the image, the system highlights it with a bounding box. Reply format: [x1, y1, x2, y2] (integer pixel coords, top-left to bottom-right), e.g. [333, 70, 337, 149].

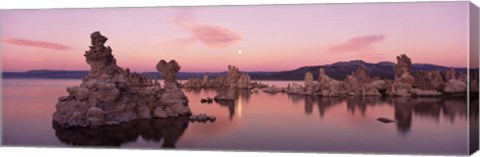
[304, 72, 314, 88]
[316, 68, 343, 96]
[213, 65, 251, 101]
[53, 32, 191, 128]
[444, 68, 457, 81]
[260, 54, 469, 97]
[154, 59, 191, 118]
[182, 65, 255, 89]
[387, 54, 416, 96]
[394, 54, 413, 81]
[413, 70, 444, 91]
[156, 60, 181, 84]
[343, 64, 382, 96]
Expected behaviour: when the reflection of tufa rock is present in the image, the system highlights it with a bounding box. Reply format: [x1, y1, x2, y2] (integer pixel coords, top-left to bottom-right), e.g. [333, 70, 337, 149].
[214, 86, 236, 101]
[53, 118, 189, 147]
[53, 32, 192, 128]
[189, 113, 216, 123]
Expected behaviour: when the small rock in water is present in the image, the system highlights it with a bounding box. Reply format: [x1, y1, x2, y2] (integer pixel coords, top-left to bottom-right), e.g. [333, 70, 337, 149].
[189, 113, 216, 123]
[208, 115, 216, 122]
[377, 117, 396, 123]
[200, 97, 214, 104]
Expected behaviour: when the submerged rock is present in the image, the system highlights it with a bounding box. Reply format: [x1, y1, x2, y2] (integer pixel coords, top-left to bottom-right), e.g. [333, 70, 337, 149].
[52, 32, 191, 128]
[377, 117, 396, 123]
[200, 97, 214, 103]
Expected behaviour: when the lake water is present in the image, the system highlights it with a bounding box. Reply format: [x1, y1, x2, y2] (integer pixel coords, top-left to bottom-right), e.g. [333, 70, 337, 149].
[1, 79, 477, 155]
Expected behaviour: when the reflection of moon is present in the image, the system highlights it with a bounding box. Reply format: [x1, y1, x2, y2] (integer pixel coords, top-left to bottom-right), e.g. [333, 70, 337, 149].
[237, 50, 243, 54]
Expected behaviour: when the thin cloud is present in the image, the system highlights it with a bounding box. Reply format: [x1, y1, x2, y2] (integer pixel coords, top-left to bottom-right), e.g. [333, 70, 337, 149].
[188, 25, 241, 47]
[170, 8, 241, 48]
[328, 35, 385, 53]
[2, 38, 71, 51]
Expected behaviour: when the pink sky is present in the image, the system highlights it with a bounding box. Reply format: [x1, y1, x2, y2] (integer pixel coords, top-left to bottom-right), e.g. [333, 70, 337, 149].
[0, 2, 472, 72]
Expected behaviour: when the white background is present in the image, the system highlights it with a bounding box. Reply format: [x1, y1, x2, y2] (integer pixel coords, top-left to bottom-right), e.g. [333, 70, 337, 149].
[0, 0, 479, 157]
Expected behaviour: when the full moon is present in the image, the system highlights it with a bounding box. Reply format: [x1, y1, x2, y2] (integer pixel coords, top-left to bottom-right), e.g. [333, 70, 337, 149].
[237, 50, 243, 54]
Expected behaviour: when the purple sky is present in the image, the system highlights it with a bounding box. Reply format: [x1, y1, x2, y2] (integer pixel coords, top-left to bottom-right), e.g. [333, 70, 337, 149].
[0, 2, 471, 72]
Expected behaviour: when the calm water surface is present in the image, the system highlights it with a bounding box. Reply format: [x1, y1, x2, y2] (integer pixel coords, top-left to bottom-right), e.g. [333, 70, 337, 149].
[2, 79, 476, 155]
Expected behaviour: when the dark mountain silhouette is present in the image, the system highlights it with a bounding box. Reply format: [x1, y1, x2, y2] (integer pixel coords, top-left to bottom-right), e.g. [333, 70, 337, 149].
[2, 60, 469, 80]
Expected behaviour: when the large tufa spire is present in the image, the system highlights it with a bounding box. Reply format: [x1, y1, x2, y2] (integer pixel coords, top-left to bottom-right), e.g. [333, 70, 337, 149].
[394, 54, 412, 79]
[84, 31, 118, 78]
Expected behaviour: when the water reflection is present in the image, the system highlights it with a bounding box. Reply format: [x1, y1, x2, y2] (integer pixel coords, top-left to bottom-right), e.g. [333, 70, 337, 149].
[285, 95, 470, 136]
[52, 88, 473, 148]
[214, 89, 252, 120]
[53, 118, 189, 148]
[3, 79, 473, 154]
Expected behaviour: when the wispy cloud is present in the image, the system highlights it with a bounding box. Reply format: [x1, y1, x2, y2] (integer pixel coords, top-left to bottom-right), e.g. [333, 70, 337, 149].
[2, 38, 71, 51]
[170, 8, 241, 48]
[328, 35, 385, 53]
[187, 25, 241, 47]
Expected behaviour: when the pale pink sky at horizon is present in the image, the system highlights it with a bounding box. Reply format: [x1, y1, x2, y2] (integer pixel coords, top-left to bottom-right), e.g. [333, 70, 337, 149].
[0, 2, 472, 72]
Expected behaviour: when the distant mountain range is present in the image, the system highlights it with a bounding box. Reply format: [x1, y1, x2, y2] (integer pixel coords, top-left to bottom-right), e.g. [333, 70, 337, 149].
[2, 60, 470, 80]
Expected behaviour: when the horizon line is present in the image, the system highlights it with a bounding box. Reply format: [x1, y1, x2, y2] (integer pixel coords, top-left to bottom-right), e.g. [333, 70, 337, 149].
[2, 63, 473, 73]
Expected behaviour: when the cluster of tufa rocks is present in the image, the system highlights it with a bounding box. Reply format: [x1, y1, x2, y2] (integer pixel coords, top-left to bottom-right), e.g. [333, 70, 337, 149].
[53, 32, 192, 128]
[183, 65, 267, 101]
[182, 65, 255, 89]
[261, 54, 477, 97]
